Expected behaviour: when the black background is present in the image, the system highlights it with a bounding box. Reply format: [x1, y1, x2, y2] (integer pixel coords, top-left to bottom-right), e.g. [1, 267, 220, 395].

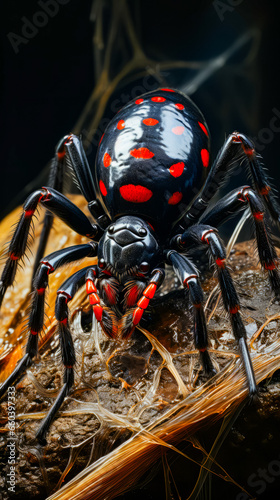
[1, 0, 280, 220]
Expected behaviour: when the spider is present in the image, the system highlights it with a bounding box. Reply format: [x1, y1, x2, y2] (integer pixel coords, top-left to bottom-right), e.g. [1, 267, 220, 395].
[0, 88, 280, 445]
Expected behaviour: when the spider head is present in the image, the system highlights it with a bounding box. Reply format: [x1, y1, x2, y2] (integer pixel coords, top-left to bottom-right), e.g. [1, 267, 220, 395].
[97, 216, 161, 281]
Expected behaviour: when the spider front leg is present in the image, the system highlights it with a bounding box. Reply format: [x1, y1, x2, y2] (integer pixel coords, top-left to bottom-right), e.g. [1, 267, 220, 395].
[174, 225, 257, 395]
[33, 133, 108, 276]
[182, 132, 280, 228]
[0, 186, 101, 307]
[0, 243, 97, 400]
[165, 251, 216, 376]
[200, 186, 280, 296]
[36, 266, 92, 445]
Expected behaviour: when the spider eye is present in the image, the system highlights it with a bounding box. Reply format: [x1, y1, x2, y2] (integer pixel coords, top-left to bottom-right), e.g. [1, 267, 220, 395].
[108, 225, 114, 234]
[138, 227, 147, 237]
[139, 262, 150, 273]
[99, 258, 106, 269]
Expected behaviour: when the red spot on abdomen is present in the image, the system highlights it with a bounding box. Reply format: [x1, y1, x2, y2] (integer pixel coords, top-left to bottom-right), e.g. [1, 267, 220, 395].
[160, 88, 175, 92]
[103, 152, 112, 167]
[172, 126, 184, 135]
[117, 120, 125, 130]
[175, 103, 184, 110]
[151, 96, 166, 102]
[169, 162, 184, 177]
[168, 192, 183, 205]
[99, 180, 107, 196]
[143, 118, 159, 126]
[201, 149, 209, 167]
[120, 185, 153, 203]
[135, 98, 144, 105]
[130, 147, 154, 159]
[198, 122, 209, 137]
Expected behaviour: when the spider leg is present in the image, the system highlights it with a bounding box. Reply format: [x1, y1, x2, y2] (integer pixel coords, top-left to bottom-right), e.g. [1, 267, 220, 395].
[32, 141, 65, 278]
[182, 132, 280, 228]
[0, 187, 102, 307]
[0, 243, 97, 399]
[36, 266, 92, 445]
[173, 225, 257, 395]
[199, 185, 280, 296]
[165, 251, 216, 376]
[64, 134, 110, 228]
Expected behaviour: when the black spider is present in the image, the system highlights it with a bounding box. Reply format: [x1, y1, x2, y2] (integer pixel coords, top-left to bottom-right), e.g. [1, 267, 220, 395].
[1, 88, 280, 445]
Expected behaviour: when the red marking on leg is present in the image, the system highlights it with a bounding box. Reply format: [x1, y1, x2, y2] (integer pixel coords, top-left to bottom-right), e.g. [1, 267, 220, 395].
[130, 147, 154, 159]
[193, 303, 202, 309]
[143, 118, 159, 126]
[65, 365, 73, 369]
[132, 307, 143, 325]
[242, 145, 255, 157]
[36, 288, 45, 295]
[143, 283, 157, 299]
[135, 98, 144, 105]
[253, 211, 264, 220]
[199, 347, 206, 352]
[39, 189, 51, 203]
[168, 192, 183, 205]
[169, 162, 184, 177]
[10, 253, 20, 260]
[198, 122, 209, 137]
[65, 135, 73, 145]
[89, 293, 100, 305]
[57, 150, 65, 160]
[183, 275, 198, 288]
[160, 88, 175, 92]
[216, 258, 226, 268]
[41, 261, 54, 274]
[120, 185, 153, 203]
[31, 330, 38, 335]
[99, 180, 107, 196]
[264, 262, 276, 270]
[86, 279, 97, 294]
[175, 103, 184, 110]
[201, 149, 209, 167]
[103, 152, 112, 167]
[230, 305, 240, 314]
[60, 318, 68, 325]
[260, 185, 271, 195]
[117, 120, 125, 130]
[93, 304, 103, 322]
[172, 126, 184, 135]
[24, 209, 34, 218]
[201, 229, 214, 243]
[137, 296, 149, 309]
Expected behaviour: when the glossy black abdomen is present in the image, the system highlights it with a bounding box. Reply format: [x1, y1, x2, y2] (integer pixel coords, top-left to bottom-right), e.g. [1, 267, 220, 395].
[95, 89, 210, 236]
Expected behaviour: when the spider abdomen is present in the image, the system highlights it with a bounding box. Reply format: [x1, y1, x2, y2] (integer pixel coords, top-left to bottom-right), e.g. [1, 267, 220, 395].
[96, 89, 210, 235]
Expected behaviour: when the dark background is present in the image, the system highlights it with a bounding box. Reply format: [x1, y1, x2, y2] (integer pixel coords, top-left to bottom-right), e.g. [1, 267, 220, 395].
[0, 2, 280, 498]
[1, 0, 280, 221]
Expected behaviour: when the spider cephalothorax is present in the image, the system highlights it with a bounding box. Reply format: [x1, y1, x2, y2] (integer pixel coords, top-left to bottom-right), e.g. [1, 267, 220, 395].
[1, 88, 280, 445]
[97, 215, 161, 281]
